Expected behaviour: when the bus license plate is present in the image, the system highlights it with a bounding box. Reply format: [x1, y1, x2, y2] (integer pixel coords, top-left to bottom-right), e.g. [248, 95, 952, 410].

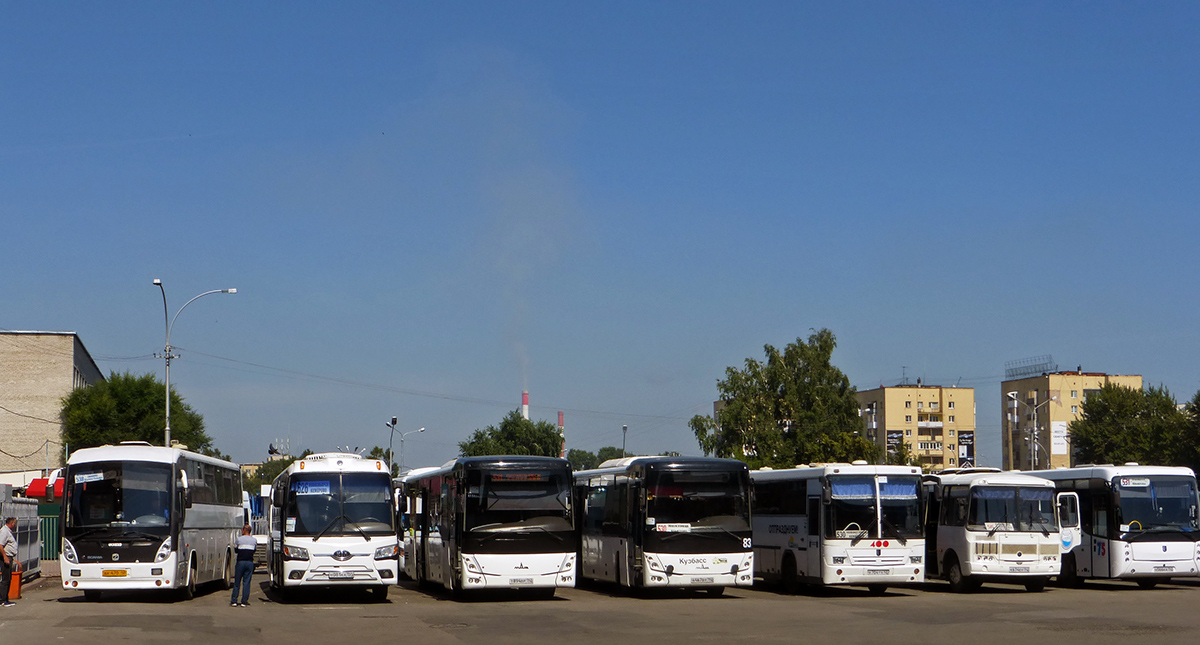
[691, 577, 714, 584]
[102, 570, 127, 577]
[327, 572, 354, 580]
[1009, 567, 1030, 573]
[509, 578, 533, 585]
[866, 569, 889, 575]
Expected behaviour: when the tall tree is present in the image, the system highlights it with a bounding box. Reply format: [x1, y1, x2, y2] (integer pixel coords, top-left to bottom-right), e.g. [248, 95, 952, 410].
[367, 446, 400, 477]
[61, 371, 224, 458]
[567, 449, 600, 471]
[597, 446, 625, 463]
[242, 449, 313, 492]
[1069, 384, 1189, 467]
[689, 329, 877, 469]
[458, 410, 564, 457]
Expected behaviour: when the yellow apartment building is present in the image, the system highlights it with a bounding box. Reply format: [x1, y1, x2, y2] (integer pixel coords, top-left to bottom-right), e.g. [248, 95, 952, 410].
[857, 384, 976, 472]
[1001, 370, 1143, 471]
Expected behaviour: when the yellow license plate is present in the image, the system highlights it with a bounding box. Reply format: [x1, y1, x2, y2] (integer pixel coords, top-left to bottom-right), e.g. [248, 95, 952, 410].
[102, 570, 127, 578]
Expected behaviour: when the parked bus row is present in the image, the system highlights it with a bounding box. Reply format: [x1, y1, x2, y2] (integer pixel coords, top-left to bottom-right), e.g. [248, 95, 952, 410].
[56, 443, 1200, 602]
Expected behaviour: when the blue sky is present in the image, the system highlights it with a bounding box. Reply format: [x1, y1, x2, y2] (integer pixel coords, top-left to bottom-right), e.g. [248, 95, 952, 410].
[3, 3, 1198, 468]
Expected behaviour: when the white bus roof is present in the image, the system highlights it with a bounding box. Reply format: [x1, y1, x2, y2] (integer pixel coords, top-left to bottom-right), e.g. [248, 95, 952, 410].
[750, 463, 922, 482]
[575, 455, 747, 479]
[1027, 464, 1196, 480]
[278, 452, 391, 477]
[67, 442, 238, 469]
[927, 471, 1055, 488]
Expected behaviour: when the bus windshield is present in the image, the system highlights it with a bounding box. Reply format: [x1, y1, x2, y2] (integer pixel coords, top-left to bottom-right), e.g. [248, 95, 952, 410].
[827, 475, 922, 540]
[286, 472, 394, 537]
[65, 461, 173, 530]
[462, 469, 574, 554]
[967, 486, 1056, 533]
[1115, 476, 1199, 533]
[646, 469, 750, 532]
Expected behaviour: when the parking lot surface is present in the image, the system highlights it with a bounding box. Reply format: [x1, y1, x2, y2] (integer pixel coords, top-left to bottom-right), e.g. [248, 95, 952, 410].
[6, 575, 1200, 644]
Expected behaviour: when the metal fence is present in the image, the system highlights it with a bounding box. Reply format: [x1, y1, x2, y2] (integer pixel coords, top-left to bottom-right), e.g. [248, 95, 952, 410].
[1, 485, 41, 580]
[40, 516, 59, 560]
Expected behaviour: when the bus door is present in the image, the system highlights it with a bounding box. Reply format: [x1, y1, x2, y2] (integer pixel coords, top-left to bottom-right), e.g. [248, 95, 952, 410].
[1090, 493, 1111, 578]
[1056, 492, 1081, 554]
[805, 495, 821, 579]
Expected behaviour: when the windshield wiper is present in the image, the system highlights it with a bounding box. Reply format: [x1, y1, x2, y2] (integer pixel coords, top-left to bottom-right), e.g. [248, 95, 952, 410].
[343, 517, 372, 542]
[312, 514, 349, 542]
[880, 517, 908, 546]
[850, 529, 869, 545]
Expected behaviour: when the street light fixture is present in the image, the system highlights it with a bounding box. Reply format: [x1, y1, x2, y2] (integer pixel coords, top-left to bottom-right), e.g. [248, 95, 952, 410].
[154, 279, 237, 448]
[622, 425, 628, 457]
[1007, 391, 1059, 470]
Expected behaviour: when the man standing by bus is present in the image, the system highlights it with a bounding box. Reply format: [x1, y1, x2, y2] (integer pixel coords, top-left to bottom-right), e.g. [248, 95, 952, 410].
[0, 517, 17, 607]
[231, 524, 256, 607]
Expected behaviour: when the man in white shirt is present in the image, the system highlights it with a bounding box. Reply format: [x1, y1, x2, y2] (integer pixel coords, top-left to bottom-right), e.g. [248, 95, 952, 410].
[231, 524, 257, 607]
[0, 517, 17, 607]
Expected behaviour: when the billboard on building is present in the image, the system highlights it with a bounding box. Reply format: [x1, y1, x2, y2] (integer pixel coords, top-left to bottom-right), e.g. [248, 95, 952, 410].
[887, 430, 903, 455]
[1051, 421, 1069, 455]
[958, 431, 975, 466]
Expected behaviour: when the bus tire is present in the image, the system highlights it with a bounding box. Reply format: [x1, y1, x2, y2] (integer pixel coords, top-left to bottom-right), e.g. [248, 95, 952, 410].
[705, 586, 725, 597]
[781, 554, 800, 595]
[372, 585, 389, 601]
[946, 555, 969, 593]
[84, 590, 102, 602]
[1058, 553, 1083, 588]
[179, 561, 197, 601]
[219, 552, 233, 590]
[1137, 579, 1159, 589]
[1025, 577, 1047, 592]
[866, 584, 887, 596]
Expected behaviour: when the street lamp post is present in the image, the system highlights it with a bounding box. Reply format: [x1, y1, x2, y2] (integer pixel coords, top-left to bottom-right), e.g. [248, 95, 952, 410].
[386, 417, 425, 475]
[154, 279, 236, 448]
[1007, 391, 1058, 470]
[622, 425, 628, 457]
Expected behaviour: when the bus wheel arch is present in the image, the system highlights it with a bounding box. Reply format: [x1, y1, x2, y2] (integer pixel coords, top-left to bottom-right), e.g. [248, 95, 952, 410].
[179, 553, 198, 601]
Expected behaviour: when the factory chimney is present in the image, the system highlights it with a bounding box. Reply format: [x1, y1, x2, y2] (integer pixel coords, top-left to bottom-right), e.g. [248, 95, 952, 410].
[522, 390, 529, 420]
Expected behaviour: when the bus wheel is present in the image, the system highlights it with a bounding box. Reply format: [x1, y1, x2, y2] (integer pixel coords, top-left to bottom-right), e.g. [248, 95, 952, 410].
[781, 554, 800, 595]
[83, 590, 102, 602]
[866, 584, 887, 596]
[1057, 553, 1083, 588]
[372, 585, 389, 602]
[946, 556, 969, 593]
[1024, 577, 1047, 592]
[705, 586, 725, 597]
[220, 554, 233, 590]
[1137, 579, 1159, 589]
[179, 563, 197, 601]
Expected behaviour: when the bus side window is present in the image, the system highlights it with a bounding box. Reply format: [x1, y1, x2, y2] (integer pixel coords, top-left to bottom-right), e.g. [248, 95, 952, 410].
[807, 497, 820, 536]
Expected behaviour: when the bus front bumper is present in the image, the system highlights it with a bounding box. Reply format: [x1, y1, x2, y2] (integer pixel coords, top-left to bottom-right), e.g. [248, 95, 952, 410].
[643, 552, 754, 587]
[461, 552, 576, 589]
[61, 554, 182, 591]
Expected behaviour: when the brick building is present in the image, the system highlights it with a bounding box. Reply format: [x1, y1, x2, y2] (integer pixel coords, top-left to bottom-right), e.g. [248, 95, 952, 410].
[0, 331, 104, 473]
[857, 384, 977, 472]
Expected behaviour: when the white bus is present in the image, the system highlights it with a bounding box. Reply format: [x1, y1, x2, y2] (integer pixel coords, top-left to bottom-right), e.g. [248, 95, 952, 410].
[750, 463, 924, 595]
[59, 442, 242, 601]
[922, 469, 1080, 592]
[268, 452, 399, 601]
[574, 456, 754, 595]
[404, 456, 576, 598]
[1029, 464, 1200, 587]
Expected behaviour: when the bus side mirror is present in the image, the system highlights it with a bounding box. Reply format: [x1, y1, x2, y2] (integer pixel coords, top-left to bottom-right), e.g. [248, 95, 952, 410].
[822, 480, 832, 504]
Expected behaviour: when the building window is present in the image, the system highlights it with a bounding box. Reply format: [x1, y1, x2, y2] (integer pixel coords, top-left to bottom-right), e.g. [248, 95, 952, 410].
[950, 458, 956, 465]
[917, 401, 924, 409]
[930, 402, 939, 410]
[905, 401, 912, 408]
[949, 429, 955, 437]
[948, 415, 955, 423]
[948, 401, 955, 409]
[905, 429, 912, 436]
[905, 415, 912, 423]
[1071, 390, 1078, 398]
[1071, 405, 1078, 414]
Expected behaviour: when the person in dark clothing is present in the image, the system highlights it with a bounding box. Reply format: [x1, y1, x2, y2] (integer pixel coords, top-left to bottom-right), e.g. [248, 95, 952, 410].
[231, 524, 257, 607]
[0, 517, 16, 607]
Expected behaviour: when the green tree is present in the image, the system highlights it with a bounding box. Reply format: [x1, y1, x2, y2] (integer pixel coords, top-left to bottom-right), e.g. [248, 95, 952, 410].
[61, 371, 224, 458]
[689, 329, 878, 469]
[1069, 384, 1189, 467]
[887, 440, 919, 467]
[242, 449, 313, 492]
[597, 446, 625, 463]
[458, 410, 565, 457]
[567, 449, 600, 471]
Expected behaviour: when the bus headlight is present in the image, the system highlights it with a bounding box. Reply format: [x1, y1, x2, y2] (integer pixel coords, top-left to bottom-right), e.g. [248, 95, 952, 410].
[832, 556, 846, 564]
[154, 537, 172, 563]
[283, 545, 310, 561]
[374, 544, 398, 560]
[909, 556, 922, 564]
[62, 538, 79, 564]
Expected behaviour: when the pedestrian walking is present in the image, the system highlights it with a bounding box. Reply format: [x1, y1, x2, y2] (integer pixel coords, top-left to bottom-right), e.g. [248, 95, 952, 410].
[231, 524, 256, 607]
[0, 516, 17, 607]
